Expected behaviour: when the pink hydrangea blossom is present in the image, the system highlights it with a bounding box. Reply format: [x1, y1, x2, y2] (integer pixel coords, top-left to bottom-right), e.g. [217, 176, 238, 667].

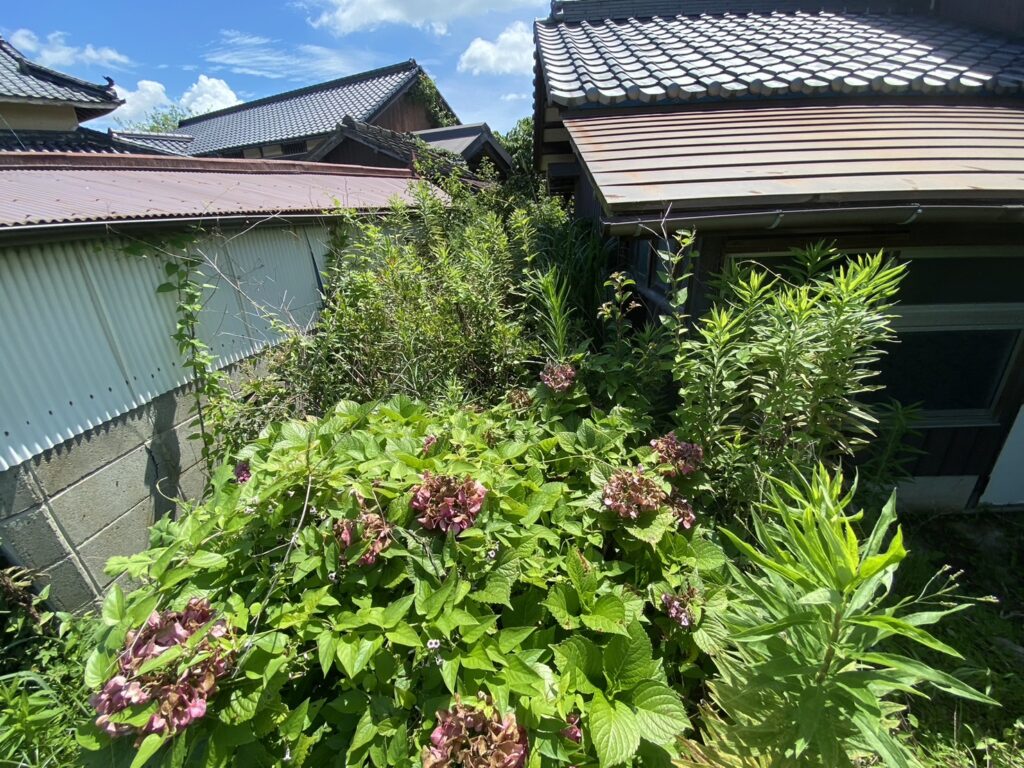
[602, 467, 666, 520]
[424, 697, 529, 768]
[561, 713, 582, 743]
[91, 598, 231, 742]
[540, 361, 576, 393]
[234, 461, 252, 484]
[335, 511, 394, 567]
[650, 434, 703, 477]
[412, 472, 487, 536]
[669, 496, 696, 530]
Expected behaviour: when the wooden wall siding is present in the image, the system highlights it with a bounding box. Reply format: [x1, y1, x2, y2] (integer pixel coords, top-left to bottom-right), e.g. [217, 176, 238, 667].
[375, 95, 435, 134]
[322, 141, 409, 170]
[563, 104, 1024, 215]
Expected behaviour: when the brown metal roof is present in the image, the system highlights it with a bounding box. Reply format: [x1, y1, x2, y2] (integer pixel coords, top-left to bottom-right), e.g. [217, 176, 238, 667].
[0, 153, 422, 231]
[564, 103, 1024, 216]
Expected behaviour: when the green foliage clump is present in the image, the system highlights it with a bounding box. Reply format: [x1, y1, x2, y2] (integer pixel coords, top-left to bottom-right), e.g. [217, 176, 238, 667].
[674, 248, 906, 516]
[211, 183, 557, 449]
[683, 468, 994, 767]
[82, 393, 722, 767]
[1, 566, 90, 767]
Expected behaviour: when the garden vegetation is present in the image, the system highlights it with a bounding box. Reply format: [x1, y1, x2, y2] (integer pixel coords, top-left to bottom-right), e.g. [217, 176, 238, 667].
[1, 166, 1021, 768]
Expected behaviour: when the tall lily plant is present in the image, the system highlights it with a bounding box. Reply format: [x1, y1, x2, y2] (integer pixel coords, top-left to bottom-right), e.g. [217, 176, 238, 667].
[690, 467, 995, 767]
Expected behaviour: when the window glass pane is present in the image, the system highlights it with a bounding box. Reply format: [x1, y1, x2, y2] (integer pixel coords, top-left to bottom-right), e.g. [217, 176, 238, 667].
[899, 257, 1024, 304]
[630, 241, 651, 285]
[871, 330, 1019, 411]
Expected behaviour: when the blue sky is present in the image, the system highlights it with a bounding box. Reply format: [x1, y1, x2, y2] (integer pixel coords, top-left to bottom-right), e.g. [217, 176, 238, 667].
[2, 0, 550, 133]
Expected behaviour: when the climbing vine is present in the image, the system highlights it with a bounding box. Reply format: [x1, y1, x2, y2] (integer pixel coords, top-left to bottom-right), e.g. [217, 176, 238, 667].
[153, 244, 230, 471]
[410, 74, 459, 128]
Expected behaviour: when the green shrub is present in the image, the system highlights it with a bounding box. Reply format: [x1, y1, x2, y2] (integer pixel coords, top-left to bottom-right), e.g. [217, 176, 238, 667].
[680, 467, 994, 767]
[81, 391, 732, 767]
[212, 184, 554, 450]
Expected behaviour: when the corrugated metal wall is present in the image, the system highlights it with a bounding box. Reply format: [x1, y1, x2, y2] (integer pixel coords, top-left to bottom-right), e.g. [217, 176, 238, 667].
[0, 222, 333, 471]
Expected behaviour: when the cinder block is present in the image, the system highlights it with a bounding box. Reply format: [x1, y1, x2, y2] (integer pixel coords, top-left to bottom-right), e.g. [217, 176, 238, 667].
[30, 407, 154, 498]
[178, 463, 209, 504]
[47, 444, 157, 546]
[149, 416, 203, 482]
[39, 555, 98, 612]
[0, 505, 69, 570]
[78, 499, 155, 588]
[0, 464, 44, 520]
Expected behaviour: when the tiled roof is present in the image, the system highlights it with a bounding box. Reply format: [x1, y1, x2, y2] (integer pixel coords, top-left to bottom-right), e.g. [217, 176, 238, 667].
[0, 153, 425, 231]
[536, 8, 1024, 107]
[0, 36, 121, 114]
[175, 61, 423, 155]
[317, 116, 471, 176]
[549, 1, 931, 23]
[414, 123, 514, 170]
[0, 128, 164, 155]
[111, 131, 196, 155]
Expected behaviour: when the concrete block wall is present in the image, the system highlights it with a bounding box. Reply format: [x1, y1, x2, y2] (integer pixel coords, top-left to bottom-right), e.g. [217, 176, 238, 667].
[0, 383, 205, 611]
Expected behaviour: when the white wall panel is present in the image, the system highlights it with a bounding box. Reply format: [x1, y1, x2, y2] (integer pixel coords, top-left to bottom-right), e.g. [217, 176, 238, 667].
[0, 223, 330, 472]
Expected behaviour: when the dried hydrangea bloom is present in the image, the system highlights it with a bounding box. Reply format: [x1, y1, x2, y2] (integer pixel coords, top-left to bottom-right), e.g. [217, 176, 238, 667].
[506, 388, 533, 410]
[234, 461, 252, 484]
[540, 361, 576, 393]
[334, 511, 394, 567]
[669, 496, 696, 530]
[602, 467, 666, 520]
[649, 433, 704, 477]
[561, 713, 582, 743]
[424, 697, 529, 768]
[91, 598, 231, 742]
[412, 472, 487, 536]
[423, 435, 438, 455]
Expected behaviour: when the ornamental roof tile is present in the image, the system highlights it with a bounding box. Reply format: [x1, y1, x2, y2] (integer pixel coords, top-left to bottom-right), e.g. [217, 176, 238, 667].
[0, 36, 121, 117]
[537, 6, 1024, 107]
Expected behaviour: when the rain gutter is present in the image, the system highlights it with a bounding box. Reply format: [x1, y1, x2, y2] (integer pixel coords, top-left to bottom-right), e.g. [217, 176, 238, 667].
[603, 203, 1024, 238]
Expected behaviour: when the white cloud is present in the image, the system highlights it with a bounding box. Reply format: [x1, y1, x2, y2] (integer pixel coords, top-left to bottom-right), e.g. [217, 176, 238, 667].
[458, 21, 534, 76]
[108, 75, 240, 127]
[501, 92, 530, 102]
[112, 80, 173, 124]
[309, 0, 541, 35]
[180, 75, 241, 115]
[204, 29, 360, 80]
[10, 28, 131, 69]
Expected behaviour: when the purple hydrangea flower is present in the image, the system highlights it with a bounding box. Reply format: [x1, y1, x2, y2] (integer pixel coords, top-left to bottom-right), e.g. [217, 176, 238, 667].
[669, 496, 697, 530]
[234, 461, 252, 484]
[335, 511, 394, 567]
[424, 696, 529, 768]
[561, 713, 582, 743]
[91, 599, 231, 742]
[602, 467, 666, 520]
[650, 434, 704, 477]
[412, 472, 487, 536]
[662, 587, 700, 629]
[423, 435, 438, 455]
[540, 361, 576, 394]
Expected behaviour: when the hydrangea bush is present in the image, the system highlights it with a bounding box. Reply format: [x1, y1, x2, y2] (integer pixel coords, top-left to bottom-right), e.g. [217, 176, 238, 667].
[82, 389, 725, 768]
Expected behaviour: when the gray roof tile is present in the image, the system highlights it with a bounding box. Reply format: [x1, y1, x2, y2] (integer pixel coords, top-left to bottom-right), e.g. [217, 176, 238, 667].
[538, 9, 1024, 107]
[176, 61, 422, 156]
[0, 37, 120, 111]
